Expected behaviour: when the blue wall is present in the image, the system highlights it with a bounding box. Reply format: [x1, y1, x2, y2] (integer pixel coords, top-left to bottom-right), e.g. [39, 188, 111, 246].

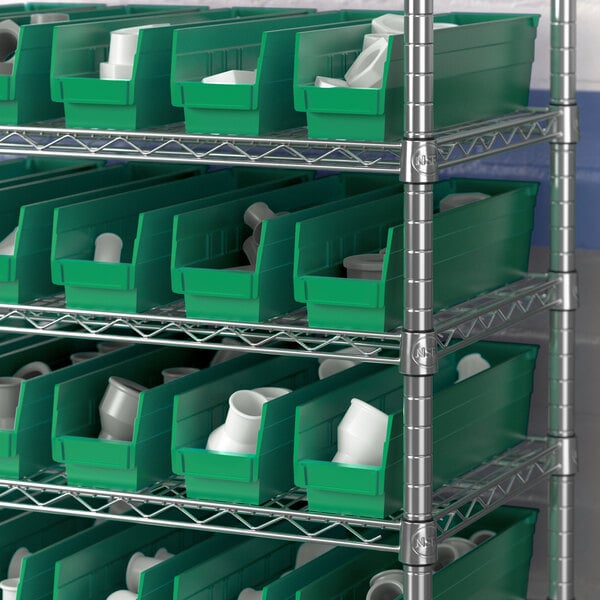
[445, 90, 600, 249]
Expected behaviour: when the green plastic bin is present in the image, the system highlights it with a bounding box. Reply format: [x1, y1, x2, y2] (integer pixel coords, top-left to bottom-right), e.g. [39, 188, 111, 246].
[50, 8, 313, 130]
[294, 340, 537, 518]
[171, 10, 400, 136]
[51, 167, 311, 313]
[0, 161, 202, 304]
[294, 177, 538, 332]
[0, 338, 151, 479]
[296, 506, 537, 600]
[0, 5, 214, 125]
[0, 156, 99, 187]
[0, 511, 90, 597]
[52, 346, 216, 491]
[294, 13, 539, 141]
[172, 353, 319, 504]
[171, 172, 403, 322]
[53, 523, 207, 600]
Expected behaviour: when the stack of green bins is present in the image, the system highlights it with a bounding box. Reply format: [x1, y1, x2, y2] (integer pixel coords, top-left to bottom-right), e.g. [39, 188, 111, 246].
[52, 524, 207, 600]
[51, 167, 311, 313]
[295, 507, 537, 600]
[49, 8, 313, 130]
[294, 341, 538, 518]
[294, 178, 538, 332]
[52, 346, 214, 491]
[0, 337, 147, 480]
[171, 172, 402, 322]
[171, 353, 319, 505]
[0, 161, 203, 304]
[0, 4, 212, 124]
[294, 13, 539, 141]
[170, 10, 401, 136]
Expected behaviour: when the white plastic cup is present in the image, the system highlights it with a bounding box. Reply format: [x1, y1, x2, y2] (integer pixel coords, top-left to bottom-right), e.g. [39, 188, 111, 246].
[469, 529, 496, 545]
[106, 590, 137, 600]
[202, 69, 256, 85]
[455, 353, 491, 383]
[97, 341, 130, 354]
[7, 547, 30, 579]
[0, 227, 18, 256]
[318, 358, 356, 380]
[70, 351, 101, 365]
[366, 569, 404, 600]
[30, 13, 69, 24]
[294, 542, 336, 568]
[107, 24, 168, 66]
[0, 377, 23, 425]
[343, 253, 384, 280]
[94, 233, 123, 263]
[333, 398, 388, 467]
[344, 37, 388, 88]
[161, 367, 200, 383]
[0, 578, 18, 600]
[206, 389, 265, 454]
[98, 376, 146, 442]
[13, 361, 51, 379]
[314, 76, 348, 88]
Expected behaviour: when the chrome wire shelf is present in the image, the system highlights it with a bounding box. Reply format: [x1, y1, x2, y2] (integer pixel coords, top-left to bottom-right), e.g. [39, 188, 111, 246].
[0, 108, 559, 173]
[0, 439, 557, 552]
[0, 275, 560, 362]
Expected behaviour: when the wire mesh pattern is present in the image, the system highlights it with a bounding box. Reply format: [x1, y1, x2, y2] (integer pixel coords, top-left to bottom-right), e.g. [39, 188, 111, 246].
[0, 109, 558, 173]
[0, 439, 555, 552]
[0, 276, 559, 362]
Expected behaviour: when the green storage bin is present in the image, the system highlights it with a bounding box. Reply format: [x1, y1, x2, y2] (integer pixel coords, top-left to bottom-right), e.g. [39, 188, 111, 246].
[17, 520, 131, 600]
[0, 5, 214, 125]
[50, 8, 312, 130]
[171, 10, 400, 136]
[51, 167, 311, 313]
[172, 353, 319, 504]
[0, 156, 98, 186]
[0, 161, 201, 304]
[0, 338, 150, 479]
[52, 346, 216, 491]
[294, 13, 539, 141]
[296, 506, 537, 600]
[172, 172, 402, 322]
[294, 340, 537, 518]
[0, 511, 90, 597]
[53, 523, 207, 600]
[294, 178, 538, 332]
[172, 536, 375, 600]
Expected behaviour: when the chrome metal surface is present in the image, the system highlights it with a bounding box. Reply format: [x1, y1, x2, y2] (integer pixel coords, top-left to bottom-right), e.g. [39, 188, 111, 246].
[0, 109, 559, 173]
[0, 276, 559, 361]
[0, 439, 556, 552]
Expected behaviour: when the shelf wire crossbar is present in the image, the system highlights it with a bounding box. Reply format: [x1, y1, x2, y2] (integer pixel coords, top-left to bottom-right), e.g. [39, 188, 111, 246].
[0, 108, 559, 173]
[0, 275, 560, 362]
[0, 439, 557, 553]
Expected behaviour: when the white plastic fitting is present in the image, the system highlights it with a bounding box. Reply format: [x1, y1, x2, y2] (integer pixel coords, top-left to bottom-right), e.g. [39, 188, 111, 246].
[366, 569, 404, 600]
[0, 578, 19, 600]
[98, 376, 147, 442]
[294, 542, 336, 568]
[70, 351, 101, 365]
[343, 252, 384, 280]
[332, 398, 389, 467]
[106, 590, 136, 600]
[0, 20, 19, 65]
[7, 547, 30, 579]
[125, 551, 165, 593]
[469, 529, 496, 545]
[314, 76, 349, 88]
[13, 361, 51, 379]
[202, 69, 256, 85]
[94, 232, 123, 263]
[344, 37, 388, 88]
[439, 192, 490, 211]
[371, 13, 404, 35]
[455, 353, 491, 383]
[0, 377, 23, 430]
[97, 341, 130, 354]
[0, 227, 17, 255]
[161, 367, 200, 383]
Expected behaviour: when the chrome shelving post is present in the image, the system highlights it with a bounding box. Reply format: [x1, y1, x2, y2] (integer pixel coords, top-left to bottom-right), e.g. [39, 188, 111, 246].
[549, 0, 578, 599]
[401, 2, 437, 599]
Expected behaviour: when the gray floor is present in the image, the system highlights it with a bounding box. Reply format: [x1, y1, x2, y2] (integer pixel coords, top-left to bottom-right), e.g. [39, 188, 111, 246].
[494, 247, 599, 599]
